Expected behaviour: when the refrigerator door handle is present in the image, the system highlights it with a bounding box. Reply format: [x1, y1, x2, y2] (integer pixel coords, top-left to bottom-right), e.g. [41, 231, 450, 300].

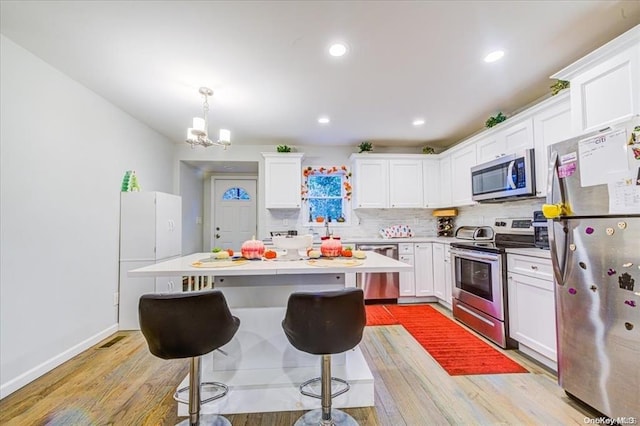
[506, 160, 516, 189]
[546, 151, 565, 286]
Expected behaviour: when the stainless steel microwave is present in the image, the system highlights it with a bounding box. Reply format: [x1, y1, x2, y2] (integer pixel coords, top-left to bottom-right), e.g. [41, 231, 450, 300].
[471, 149, 536, 202]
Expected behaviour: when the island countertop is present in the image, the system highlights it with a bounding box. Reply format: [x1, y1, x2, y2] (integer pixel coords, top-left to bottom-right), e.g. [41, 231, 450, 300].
[128, 251, 412, 277]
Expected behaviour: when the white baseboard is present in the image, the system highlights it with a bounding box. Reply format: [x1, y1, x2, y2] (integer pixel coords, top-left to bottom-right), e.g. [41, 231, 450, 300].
[0, 324, 119, 399]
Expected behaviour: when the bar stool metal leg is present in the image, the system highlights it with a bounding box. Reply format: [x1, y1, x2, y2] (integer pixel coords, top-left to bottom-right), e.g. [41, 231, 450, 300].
[294, 355, 358, 426]
[175, 356, 231, 426]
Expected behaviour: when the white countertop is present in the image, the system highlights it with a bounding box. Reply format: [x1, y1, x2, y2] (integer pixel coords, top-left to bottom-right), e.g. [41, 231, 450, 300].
[265, 236, 466, 245]
[128, 251, 413, 277]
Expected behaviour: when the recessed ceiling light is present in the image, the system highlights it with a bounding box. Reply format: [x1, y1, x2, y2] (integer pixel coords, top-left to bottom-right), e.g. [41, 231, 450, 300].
[484, 50, 505, 63]
[329, 43, 348, 57]
[413, 119, 425, 126]
[318, 116, 330, 124]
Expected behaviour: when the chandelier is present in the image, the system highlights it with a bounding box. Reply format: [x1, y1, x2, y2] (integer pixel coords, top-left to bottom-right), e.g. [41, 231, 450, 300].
[186, 87, 231, 149]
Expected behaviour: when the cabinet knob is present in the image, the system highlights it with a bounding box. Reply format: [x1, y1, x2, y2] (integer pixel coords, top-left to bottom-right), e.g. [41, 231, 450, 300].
[531, 265, 538, 270]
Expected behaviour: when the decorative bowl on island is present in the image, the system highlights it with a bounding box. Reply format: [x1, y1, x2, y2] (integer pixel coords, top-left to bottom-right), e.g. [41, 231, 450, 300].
[272, 234, 313, 260]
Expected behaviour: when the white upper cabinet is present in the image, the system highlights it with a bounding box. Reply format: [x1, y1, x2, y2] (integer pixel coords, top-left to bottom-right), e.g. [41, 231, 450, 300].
[422, 158, 440, 208]
[438, 155, 452, 207]
[476, 118, 534, 164]
[351, 154, 428, 209]
[552, 25, 640, 134]
[450, 144, 477, 206]
[351, 157, 389, 208]
[532, 92, 573, 198]
[389, 159, 423, 208]
[263, 153, 304, 209]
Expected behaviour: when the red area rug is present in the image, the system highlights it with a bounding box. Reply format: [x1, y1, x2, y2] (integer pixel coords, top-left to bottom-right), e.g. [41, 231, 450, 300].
[366, 304, 528, 376]
[365, 305, 399, 326]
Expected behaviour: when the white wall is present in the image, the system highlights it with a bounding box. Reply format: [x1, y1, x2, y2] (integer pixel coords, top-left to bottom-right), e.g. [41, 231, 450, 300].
[179, 162, 204, 255]
[0, 35, 176, 398]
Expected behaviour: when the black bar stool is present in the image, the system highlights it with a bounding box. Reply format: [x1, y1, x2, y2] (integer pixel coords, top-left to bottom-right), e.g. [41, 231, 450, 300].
[282, 288, 366, 426]
[139, 290, 240, 426]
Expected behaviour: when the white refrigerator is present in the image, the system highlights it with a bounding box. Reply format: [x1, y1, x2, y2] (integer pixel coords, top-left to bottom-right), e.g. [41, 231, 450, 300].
[118, 191, 182, 330]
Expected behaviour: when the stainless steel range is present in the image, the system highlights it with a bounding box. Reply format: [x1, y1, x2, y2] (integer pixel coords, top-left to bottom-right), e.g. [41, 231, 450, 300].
[450, 218, 535, 348]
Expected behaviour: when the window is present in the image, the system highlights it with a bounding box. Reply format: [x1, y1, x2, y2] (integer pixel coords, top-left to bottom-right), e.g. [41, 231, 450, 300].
[301, 166, 351, 224]
[222, 187, 251, 200]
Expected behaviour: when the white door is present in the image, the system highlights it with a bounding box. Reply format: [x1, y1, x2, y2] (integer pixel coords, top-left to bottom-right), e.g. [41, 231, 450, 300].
[213, 179, 257, 251]
[155, 192, 182, 260]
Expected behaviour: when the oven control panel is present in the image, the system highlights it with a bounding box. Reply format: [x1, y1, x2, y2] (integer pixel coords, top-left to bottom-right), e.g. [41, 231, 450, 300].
[493, 218, 533, 234]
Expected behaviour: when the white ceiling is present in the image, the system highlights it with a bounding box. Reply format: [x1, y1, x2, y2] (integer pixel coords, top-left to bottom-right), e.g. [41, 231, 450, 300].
[2, 1, 639, 151]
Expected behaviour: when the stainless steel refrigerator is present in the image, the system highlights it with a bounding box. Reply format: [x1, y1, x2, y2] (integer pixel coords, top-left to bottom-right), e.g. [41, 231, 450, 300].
[545, 117, 640, 419]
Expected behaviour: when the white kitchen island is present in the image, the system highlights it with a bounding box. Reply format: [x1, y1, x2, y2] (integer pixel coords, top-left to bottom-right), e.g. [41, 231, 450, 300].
[129, 251, 411, 415]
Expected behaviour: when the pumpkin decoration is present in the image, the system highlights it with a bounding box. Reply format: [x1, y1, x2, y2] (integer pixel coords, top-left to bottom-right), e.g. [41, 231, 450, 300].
[320, 237, 342, 257]
[241, 236, 265, 259]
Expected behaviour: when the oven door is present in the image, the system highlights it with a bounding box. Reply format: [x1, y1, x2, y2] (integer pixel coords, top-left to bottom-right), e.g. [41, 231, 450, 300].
[450, 247, 505, 321]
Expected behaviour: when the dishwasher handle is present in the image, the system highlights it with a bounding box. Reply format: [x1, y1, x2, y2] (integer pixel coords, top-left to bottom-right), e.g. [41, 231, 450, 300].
[357, 245, 397, 251]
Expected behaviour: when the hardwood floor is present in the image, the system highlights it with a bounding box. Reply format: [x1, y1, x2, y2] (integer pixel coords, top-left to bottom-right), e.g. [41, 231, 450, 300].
[0, 305, 600, 425]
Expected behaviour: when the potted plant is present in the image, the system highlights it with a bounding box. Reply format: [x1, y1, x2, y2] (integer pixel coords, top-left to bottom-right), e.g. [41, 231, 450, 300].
[276, 145, 292, 153]
[422, 146, 435, 154]
[485, 112, 507, 128]
[358, 141, 373, 153]
[550, 79, 570, 96]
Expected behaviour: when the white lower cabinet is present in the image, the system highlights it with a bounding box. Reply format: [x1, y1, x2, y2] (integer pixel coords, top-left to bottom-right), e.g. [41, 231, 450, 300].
[399, 253, 415, 297]
[398, 242, 436, 303]
[414, 243, 434, 297]
[432, 243, 452, 308]
[507, 253, 557, 370]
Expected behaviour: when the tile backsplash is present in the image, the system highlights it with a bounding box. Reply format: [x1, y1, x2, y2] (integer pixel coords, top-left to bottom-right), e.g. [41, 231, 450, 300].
[266, 197, 545, 238]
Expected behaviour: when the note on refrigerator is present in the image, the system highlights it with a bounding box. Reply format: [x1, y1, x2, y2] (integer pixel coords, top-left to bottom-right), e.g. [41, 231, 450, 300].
[579, 129, 629, 187]
[608, 167, 640, 214]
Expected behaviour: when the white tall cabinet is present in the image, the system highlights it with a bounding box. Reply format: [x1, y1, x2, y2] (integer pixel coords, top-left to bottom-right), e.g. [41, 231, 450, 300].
[119, 191, 182, 330]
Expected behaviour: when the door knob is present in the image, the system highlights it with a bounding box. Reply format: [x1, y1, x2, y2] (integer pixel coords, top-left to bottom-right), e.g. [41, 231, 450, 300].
[215, 234, 221, 239]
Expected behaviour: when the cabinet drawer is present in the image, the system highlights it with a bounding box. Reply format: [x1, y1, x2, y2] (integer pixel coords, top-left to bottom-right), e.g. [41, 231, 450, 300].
[399, 243, 414, 255]
[507, 254, 553, 281]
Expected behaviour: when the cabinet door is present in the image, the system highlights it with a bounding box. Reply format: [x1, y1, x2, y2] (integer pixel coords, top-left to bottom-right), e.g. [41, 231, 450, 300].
[414, 243, 434, 296]
[399, 254, 415, 296]
[570, 47, 639, 134]
[155, 276, 183, 293]
[438, 156, 452, 207]
[476, 119, 533, 164]
[450, 144, 477, 206]
[353, 158, 389, 208]
[120, 192, 157, 260]
[502, 118, 534, 153]
[155, 192, 182, 260]
[422, 159, 440, 208]
[533, 95, 572, 198]
[389, 159, 423, 208]
[507, 272, 557, 361]
[476, 133, 504, 164]
[264, 155, 302, 208]
[432, 243, 446, 299]
[444, 247, 452, 306]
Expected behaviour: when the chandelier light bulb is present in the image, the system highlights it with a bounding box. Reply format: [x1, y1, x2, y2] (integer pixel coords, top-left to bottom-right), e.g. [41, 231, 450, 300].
[219, 129, 231, 143]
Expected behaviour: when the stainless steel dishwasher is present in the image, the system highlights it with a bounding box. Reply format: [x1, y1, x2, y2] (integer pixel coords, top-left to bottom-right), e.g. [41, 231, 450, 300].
[356, 244, 399, 303]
